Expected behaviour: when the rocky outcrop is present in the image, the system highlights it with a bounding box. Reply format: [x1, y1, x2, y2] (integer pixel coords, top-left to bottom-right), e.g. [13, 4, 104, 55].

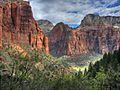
[49, 22, 72, 56]
[0, 0, 49, 54]
[37, 20, 54, 36]
[81, 14, 120, 27]
[49, 14, 120, 56]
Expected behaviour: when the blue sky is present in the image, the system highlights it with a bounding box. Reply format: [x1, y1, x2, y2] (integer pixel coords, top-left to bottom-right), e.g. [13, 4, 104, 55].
[28, 0, 120, 28]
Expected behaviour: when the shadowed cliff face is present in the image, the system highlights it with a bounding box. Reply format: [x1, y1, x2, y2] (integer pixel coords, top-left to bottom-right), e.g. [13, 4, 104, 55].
[48, 22, 72, 56]
[49, 14, 120, 56]
[0, 0, 49, 54]
[37, 20, 54, 36]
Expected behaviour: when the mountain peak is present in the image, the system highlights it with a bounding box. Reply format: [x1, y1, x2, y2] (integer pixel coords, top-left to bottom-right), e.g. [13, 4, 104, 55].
[56, 22, 65, 26]
[81, 14, 120, 27]
[37, 20, 54, 36]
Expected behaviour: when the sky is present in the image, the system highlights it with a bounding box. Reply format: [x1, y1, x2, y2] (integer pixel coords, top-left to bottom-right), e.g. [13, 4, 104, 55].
[28, 0, 120, 28]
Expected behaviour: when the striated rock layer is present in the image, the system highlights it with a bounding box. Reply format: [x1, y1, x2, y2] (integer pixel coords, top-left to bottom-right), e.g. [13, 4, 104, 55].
[0, 0, 49, 54]
[49, 14, 120, 56]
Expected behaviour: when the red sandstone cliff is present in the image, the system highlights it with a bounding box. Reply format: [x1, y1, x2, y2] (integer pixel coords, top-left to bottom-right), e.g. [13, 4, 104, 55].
[0, 0, 49, 54]
[49, 14, 120, 56]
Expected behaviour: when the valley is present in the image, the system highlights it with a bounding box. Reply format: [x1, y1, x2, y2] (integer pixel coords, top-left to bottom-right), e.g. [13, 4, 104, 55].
[57, 53, 103, 71]
[0, 0, 120, 90]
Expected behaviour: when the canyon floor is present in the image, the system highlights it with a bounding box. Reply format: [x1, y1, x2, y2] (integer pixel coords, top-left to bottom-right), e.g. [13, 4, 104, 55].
[57, 53, 103, 71]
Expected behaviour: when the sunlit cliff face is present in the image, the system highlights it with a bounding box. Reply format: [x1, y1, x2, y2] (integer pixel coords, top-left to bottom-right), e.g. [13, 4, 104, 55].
[0, 0, 49, 54]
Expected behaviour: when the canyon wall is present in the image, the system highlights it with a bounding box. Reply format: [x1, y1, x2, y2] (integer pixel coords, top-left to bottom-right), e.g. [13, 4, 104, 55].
[0, 0, 49, 54]
[0, 3, 2, 48]
[49, 14, 120, 56]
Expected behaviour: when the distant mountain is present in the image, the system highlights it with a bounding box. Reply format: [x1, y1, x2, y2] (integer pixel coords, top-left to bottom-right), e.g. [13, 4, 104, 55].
[37, 20, 54, 36]
[49, 14, 120, 56]
[81, 14, 120, 27]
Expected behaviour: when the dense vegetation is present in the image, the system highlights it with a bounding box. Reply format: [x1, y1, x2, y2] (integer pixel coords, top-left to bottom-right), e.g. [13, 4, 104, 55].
[0, 46, 120, 90]
[86, 49, 120, 90]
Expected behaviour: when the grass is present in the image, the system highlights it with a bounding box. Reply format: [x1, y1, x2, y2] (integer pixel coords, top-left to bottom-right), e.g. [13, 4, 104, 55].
[72, 66, 88, 71]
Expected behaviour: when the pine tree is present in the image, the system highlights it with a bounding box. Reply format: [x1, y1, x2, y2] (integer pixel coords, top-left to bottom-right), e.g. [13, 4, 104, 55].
[84, 68, 87, 76]
[117, 48, 120, 63]
[88, 62, 96, 77]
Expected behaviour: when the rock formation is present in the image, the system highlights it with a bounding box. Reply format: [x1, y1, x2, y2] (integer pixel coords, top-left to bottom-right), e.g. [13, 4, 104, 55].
[49, 22, 73, 56]
[0, 0, 49, 54]
[81, 14, 120, 27]
[37, 20, 54, 36]
[0, 3, 2, 48]
[49, 14, 120, 56]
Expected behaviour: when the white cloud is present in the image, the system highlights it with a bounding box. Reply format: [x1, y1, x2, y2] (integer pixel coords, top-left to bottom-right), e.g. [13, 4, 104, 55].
[29, 0, 120, 25]
[23, 0, 28, 1]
